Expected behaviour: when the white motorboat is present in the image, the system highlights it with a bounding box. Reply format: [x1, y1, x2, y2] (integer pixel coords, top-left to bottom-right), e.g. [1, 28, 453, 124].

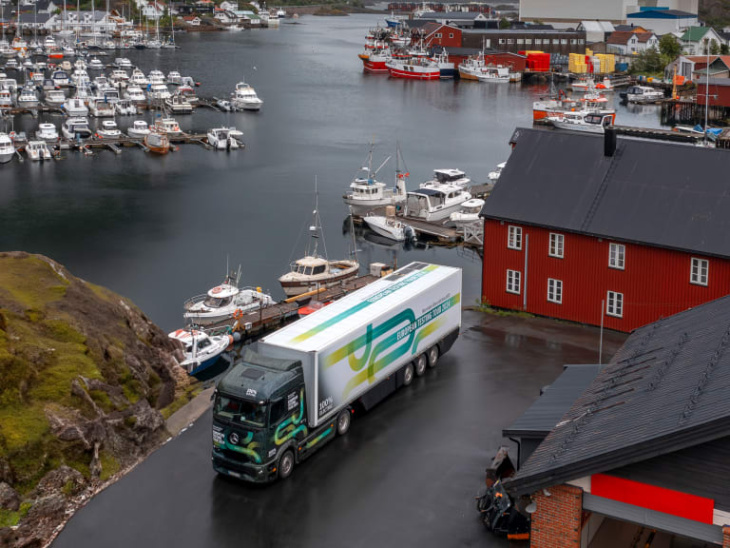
[17, 86, 39, 108]
[88, 57, 104, 70]
[74, 84, 93, 103]
[420, 168, 471, 190]
[153, 117, 182, 136]
[92, 75, 113, 92]
[61, 117, 92, 140]
[129, 68, 149, 86]
[279, 193, 359, 297]
[25, 140, 52, 161]
[113, 57, 132, 69]
[110, 69, 129, 82]
[476, 66, 510, 83]
[73, 59, 87, 71]
[0, 133, 15, 164]
[30, 71, 45, 85]
[124, 85, 146, 103]
[36, 123, 59, 142]
[215, 98, 231, 112]
[448, 198, 485, 225]
[0, 88, 12, 108]
[343, 146, 407, 215]
[43, 78, 56, 90]
[71, 68, 88, 84]
[548, 111, 615, 133]
[488, 162, 506, 182]
[363, 214, 415, 242]
[115, 99, 136, 116]
[207, 127, 242, 150]
[97, 120, 122, 139]
[148, 83, 171, 100]
[166, 70, 181, 85]
[168, 329, 232, 377]
[571, 76, 613, 92]
[89, 98, 114, 117]
[5, 59, 19, 69]
[0, 77, 17, 92]
[183, 268, 274, 326]
[621, 85, 664, 104]
[405, 184, 472, 222]
[127, 120, 150, 139]
[231, 81, 263, 111]
[164, 94, 193, 114]
[148, 69, 165, 85]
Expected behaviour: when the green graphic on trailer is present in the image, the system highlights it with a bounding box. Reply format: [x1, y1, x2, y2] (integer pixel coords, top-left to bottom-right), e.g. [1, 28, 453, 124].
[319, 293, 460, 411]
[291, 265, 439, 344]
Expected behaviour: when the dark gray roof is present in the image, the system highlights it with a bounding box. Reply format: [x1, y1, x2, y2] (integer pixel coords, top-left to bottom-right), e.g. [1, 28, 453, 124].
[17, 12, 51, 23]
[503, 365, 602, 438]
[609, 436, 730, 512]
[462, 28, 582, 35]
[699, 76, 730, 87]
[505, 294, 730, 496]
[480, 128, 730, 259]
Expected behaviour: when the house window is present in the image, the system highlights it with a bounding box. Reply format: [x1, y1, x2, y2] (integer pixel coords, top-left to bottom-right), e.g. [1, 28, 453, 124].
[547, 279, 563, 304]
[570, 39, 577, 45]
[436, 33, 442, 38]
[485, 39, 491, 47]
[561, 39, 568, 45]
[534, 38, 542, 45]
[499, 38, 506, 45]
[606, 291, 623, 317]
[517, 38, 524, 45]
[691, 258, 709, 286]
[506, 270, 521, 294]
[549, 233, 564, 258]
[525, 38, 532, 45]
[608, 243, 625, 270]
[508, 226, 522, 250]
[552, 39, 559, 45]
[449, 33, 454, 38]
[506, 39, 515, 45]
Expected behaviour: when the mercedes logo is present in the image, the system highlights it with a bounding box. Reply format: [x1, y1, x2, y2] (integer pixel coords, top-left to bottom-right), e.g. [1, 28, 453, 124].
[229, 432, 239, 445]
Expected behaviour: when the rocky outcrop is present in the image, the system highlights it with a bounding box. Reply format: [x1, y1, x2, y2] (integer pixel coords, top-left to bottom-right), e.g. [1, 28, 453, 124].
[0, 252, 186, 548]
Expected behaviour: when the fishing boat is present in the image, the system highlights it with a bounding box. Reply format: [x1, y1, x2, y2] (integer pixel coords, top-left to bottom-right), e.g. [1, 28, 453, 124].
[164, 94, 193, 114]
[153, 117, 182, 136]
[620, 85, 664, 104]
[533, 90, 614, 121]
[405, 184, 472, 222]
[0, 133, 14, 163]
[547, 111, 615, 133]
[458, 53, 486, 81]
[384, 12, 406, 27]
[476, 66, 510, 83]
[61, 117, 92, 139]
[168, 328, 232, 377]
[431, 49, 456, 79]
[35, 123, 59, 142]
[25, 140, 52, 161]
[97, 120, 122, 139]
[386, 56, 440, 80]
[207, 127, 242, 150]
[231, 81, 263, 111]
[143, 129, 170, 154]
[358, 44, 390, 73]
[363, 214, 415, 242]
[183, 266, 274, 326]
[571, 76, 613, 92]
[127, 120, 150, 139]
[420, 168, 471, 190]
[279, 190, 359, 297]
[343, 145, 407, 215]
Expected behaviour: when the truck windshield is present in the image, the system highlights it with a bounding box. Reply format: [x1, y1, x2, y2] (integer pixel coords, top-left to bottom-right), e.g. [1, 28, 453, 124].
[214, 395, 266, 428]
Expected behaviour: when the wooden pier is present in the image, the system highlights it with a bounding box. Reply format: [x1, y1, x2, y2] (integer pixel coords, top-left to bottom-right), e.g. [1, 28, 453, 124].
[205, 274, 379, 342]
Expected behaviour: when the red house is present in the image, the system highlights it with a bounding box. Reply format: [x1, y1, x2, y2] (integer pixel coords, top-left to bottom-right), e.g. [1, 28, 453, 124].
[419, 22, 462, 48]
[698, 77, 730, 108]
[480, 128, 730, 333]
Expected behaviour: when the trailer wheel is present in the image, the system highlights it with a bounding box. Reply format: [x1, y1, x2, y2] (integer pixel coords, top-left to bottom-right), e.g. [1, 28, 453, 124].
[278, 450, 295, 481]
[336, 409, 351, 436]
[427, 345, 439, 368]
[414, 354, 427, 377]
[403, 363, 414, 386]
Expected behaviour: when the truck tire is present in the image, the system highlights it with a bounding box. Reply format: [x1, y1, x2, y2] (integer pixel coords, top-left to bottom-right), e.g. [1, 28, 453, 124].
[336, 409, 351, 436]
[403, 363, 414, 386]
[414, 354, 427, 377]
[427, 345, 439, 368]
[278, 450, 295, 481]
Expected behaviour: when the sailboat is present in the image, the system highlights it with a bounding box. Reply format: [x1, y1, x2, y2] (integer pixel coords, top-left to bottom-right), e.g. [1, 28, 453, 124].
[11, 0, 28, 53]
[279, 185, 360, 297]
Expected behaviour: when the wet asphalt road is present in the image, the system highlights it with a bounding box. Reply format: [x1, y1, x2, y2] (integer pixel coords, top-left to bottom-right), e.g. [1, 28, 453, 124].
[53, 311, 623, 548]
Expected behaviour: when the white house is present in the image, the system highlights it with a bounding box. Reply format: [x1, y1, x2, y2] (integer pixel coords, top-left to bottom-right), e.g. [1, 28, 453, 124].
[680, 26, 724, 55]
[606, 30, 658, 54]
[134, 0, 166, 20]
[182, 15, 201, 25]
[50, 11, 116, 33]
[219, 1, 237, 11]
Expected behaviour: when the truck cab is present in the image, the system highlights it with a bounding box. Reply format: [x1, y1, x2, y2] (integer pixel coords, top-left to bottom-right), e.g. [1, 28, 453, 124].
[212, 349, 334, 482]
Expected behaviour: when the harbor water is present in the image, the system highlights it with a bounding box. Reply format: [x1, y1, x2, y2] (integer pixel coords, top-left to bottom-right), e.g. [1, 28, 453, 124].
[0, 14, 663, 331]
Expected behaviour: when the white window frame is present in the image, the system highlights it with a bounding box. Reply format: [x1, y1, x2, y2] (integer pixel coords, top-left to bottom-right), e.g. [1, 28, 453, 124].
[549, 233, 564, 258]
[606, 291, 623, 318]
[508, 225, 522, 250]
[608, 243, 625, 270]
[547, 278, 562, 304]
[506, 270, 521, 294]
[690, 257, 709, 286]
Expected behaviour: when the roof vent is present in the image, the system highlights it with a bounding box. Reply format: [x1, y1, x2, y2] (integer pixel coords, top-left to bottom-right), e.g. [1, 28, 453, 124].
[604, 127, 617, 157]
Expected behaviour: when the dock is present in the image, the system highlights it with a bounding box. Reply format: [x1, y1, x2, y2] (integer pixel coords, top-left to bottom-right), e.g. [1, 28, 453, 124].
[205, 274, 379, 342]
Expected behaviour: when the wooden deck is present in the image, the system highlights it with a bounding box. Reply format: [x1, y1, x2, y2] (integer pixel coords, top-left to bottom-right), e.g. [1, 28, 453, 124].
[205, 274, 379, 342]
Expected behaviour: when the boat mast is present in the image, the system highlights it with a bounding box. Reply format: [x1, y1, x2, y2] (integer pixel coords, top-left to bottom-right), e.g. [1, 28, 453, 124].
[155, 0, 159, 42]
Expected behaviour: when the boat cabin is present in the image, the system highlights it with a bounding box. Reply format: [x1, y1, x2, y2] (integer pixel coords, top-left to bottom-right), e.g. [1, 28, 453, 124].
[291, 256, 329, 277]
[203, 284, 238, 308]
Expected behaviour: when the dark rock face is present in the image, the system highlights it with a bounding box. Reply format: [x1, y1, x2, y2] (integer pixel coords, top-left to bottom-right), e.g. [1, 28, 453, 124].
[0, 252, 186, 548]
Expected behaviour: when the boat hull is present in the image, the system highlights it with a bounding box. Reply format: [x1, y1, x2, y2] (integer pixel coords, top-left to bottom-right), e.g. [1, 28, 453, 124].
[388, 66, 440, 80]
[362, 59, 389, 73]
[343, 196, 405, 216]
[364, 218, 405, 241]
[0, 151, 14, 164]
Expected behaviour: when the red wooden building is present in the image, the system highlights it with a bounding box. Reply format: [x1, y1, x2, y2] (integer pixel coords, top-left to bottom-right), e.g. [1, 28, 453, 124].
[698, 77, 730, 108]
[480, 128, 730, 333]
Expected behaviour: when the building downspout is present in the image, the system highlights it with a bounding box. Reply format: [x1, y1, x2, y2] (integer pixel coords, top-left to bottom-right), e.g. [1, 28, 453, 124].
[523, 233, 529, 311]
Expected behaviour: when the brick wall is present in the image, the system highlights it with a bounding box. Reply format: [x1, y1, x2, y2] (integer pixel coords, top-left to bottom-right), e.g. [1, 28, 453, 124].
[723, 527, 730, 548]
[530, 484, 583, 548]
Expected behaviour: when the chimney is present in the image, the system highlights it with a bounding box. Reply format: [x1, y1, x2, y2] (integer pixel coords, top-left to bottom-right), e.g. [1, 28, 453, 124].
[604, 126, 617, 157]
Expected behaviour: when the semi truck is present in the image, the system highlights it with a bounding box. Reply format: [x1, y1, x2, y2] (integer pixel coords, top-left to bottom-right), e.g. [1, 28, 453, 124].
[211, 261, 462, 482]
